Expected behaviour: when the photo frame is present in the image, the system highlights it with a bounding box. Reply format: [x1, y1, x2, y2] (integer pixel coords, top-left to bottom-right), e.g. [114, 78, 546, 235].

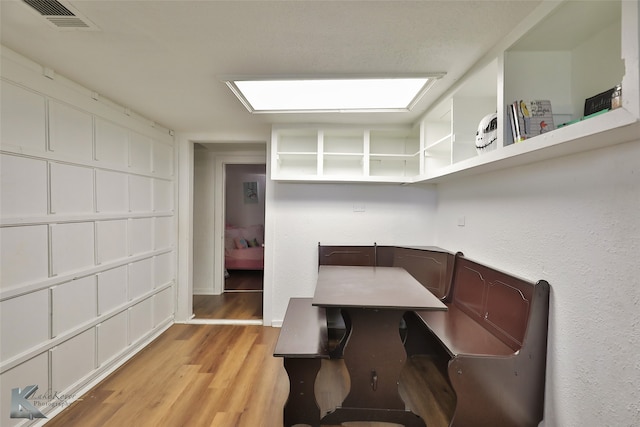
[243, 181, 258, 204]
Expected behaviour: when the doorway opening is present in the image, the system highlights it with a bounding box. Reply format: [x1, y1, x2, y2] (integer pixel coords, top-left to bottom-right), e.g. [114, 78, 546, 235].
[192, 155, 266, 322]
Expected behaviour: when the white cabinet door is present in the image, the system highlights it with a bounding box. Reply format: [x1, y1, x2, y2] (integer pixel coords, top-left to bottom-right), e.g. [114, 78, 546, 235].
[51, 329, 96, 392]
[129, 298, 153, 344]
[49, 100, 93, 161]
[97, 265, 128, 315]
[0, 290, 49, 360]
[95, 118, 129, 167]
[96, 220, 128, 264]
[128, 217, 153, 255]
[96, 170, 128, 213]
[153, 287, 174, 326]
[0, 154, 48, 218]
[0, 81, 46, 152]
[52, 276, 97, 337]
[50, 162, 94, 215]
[97, 312, 128, 366]
[50, 222, 95, 276]
[0, 225, 49, 289]
[128, 257, 154, 299]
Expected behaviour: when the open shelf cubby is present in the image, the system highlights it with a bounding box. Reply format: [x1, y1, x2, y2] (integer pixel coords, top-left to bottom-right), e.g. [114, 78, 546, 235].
[271, 0, 639, 184]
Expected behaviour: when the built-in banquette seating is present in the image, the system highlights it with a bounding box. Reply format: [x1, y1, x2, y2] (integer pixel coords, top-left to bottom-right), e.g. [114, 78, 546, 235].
[407, 254, 550, 427]
[273, 297, 330, 427]
[318, 243, 377, 267]
[376, 245, 457, 300]
[313, 244, 550, 427]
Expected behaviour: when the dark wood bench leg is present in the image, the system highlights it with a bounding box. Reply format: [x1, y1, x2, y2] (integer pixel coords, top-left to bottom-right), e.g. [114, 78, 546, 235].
[403, 311, 445, 358]
[283, 358, 323, 427]
[329, 308, 351, 358]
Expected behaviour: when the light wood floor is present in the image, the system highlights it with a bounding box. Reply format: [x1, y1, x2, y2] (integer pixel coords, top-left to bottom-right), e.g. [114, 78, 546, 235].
[193, 270, 263, 320]
[224, 270, 263, 291]
[46, 324, 454, 427]
[193, 293, 262, 320]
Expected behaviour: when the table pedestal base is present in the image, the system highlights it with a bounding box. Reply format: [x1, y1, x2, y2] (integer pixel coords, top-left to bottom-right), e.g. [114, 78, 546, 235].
[325, 307, 426, 427]
[322, 407, 426, 427]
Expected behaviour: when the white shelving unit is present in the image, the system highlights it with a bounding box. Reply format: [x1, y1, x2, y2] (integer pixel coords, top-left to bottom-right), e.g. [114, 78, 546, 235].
[322, 129, 366, 178]
[271, 0, 639, 184]
[369, 128, 420, 178]
[272, 128, 318, 177]
[418, 0, 639, 182]
[271, 125, 420, 182]
[420, 57, 499, 175]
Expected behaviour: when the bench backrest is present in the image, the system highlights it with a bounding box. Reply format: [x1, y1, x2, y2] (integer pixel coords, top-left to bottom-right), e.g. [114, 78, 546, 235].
[318, 244, 456, 300]
[318, 243, 377, 267]
[452, 256, 535, 352]
[391, 247, 456, 300]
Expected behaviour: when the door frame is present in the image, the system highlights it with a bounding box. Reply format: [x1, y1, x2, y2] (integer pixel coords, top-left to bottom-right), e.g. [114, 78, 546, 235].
[213, 155, 266, 295]
[177, 137, 270, 325]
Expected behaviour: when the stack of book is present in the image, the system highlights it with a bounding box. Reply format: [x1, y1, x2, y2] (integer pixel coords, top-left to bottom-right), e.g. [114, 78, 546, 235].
[508, 100, 555, 143]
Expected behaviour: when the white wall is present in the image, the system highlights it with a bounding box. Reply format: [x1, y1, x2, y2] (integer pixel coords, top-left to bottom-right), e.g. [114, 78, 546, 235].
[193, 148, 216, 294]
[267, 182, 438, 325]
[0, 48, 176, 425]
[225, 163, 266, 228]
[434, 139, 640, 426]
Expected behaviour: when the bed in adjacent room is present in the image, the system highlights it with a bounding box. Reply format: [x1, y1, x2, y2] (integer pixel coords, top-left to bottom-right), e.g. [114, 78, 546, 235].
[224, 224, 264, 270]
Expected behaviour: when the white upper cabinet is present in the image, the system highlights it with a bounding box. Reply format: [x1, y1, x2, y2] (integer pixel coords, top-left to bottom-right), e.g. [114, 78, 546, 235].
[49, 100, 94, 161]
[419, 0, 639, 182]
[129, 132, 153, 173]
[95, 117, 129, 167]
[0, 81, 46, 152]
[271, 127, 319, 178]
[271, 0, 639, 184]
[271, 125, 420, 182]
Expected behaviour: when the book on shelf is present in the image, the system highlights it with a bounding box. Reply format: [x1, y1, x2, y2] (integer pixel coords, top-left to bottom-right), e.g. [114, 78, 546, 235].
[584, 87, 615, 116]
[508, 100, 555, 142]
[508, 102, 524, 143]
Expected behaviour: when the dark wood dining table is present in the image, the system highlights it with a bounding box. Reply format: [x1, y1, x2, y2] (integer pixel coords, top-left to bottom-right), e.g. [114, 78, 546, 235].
[312, 265, 447, 427]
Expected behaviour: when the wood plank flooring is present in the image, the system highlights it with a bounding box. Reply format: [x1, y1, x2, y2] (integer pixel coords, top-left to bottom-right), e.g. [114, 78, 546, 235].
[46, 324, 454, 427]
[193, 293, 262, 320]
[224, 270, 263, 291]
[193, 270, 263, 320]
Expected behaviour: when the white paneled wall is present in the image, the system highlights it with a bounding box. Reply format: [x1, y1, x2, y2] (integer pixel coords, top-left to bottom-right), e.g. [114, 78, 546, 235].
[97, 311, 128, 366]
[0, 225, 49, 287]
[0, 155, 48, 216]
[0, 49, 175, 425]
[0, 354, 49, 417]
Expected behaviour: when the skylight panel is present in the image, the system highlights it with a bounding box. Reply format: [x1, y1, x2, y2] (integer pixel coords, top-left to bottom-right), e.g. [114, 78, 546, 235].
[224, 76, 444, 113]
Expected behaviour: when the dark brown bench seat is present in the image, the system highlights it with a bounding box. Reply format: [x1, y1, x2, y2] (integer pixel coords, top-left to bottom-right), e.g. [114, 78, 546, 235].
[407, 255, 550, 427]
[273, 297, 330, 427]
[416, 303, 514, 357]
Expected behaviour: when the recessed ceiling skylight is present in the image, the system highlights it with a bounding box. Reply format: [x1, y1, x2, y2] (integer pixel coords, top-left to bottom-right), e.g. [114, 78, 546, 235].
[224, 76, 444, 113]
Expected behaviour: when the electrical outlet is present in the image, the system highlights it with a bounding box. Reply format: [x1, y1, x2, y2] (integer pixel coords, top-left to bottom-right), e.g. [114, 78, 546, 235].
[457, 216, 465, 226]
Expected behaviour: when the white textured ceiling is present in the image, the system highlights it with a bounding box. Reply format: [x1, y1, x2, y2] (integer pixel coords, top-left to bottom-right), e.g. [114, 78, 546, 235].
[1, 0, 541, 141]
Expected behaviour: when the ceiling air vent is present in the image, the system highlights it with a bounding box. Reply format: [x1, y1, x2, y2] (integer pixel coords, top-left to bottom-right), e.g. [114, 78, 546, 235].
[22, 0, 99, 30]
